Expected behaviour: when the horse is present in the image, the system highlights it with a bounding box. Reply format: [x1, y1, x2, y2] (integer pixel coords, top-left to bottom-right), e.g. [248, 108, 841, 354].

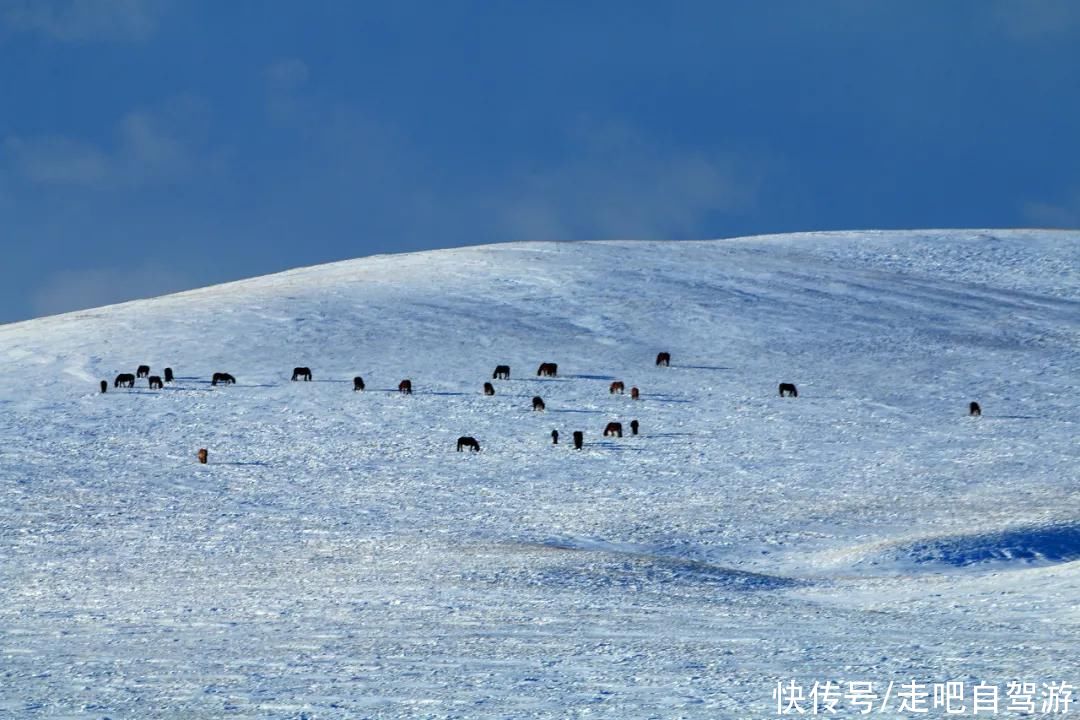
[148, 376, 164, 389]
[532, 396, 546, 411]
[610, 381, 625, 394]
[398, 379, 413, 394]
[630, 419, 639, 435]
[969, 401, 982, 417]
[114, 373, 135, 388]
[630, 386, 640, 400]
[457, 436, 481, 452]
[483, 382, 495, 396]
[573, 431, 584, 449]
[212, 372, 235, 386]
[163, 367, 174, 383]
[493, 365, 511, 380]
[197, 448, 208, 464]
[656, 352, 671, 367]
[536, 362, 558, 377]
[136, 365, 150, 378]
[604, 422, 623, 438]
[779, 382, 798, 397]
[551, 429, 559, 445]
[291, 367, 312, 381]
[99, 380, 108, 393]
[353, 376, 365, 391]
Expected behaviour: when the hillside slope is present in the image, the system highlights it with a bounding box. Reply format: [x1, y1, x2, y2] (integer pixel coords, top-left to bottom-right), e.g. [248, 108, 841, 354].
[1, 230, 1078, 718]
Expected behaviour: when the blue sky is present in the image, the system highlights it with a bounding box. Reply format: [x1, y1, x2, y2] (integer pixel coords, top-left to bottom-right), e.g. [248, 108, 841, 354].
[1, 1, 1078, 323]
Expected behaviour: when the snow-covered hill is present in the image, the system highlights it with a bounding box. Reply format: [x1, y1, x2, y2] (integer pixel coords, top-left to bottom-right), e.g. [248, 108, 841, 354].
[1, 230, 1078, 718]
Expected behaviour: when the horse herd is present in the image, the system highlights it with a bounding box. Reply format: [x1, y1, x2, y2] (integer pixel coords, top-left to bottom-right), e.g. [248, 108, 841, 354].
[99, 351, 983, 461]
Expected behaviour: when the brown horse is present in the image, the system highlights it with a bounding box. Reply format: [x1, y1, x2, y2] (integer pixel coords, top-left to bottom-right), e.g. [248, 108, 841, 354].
[609, 381, 625, 394]
[630, 386, 640, 400]
[969, 401, 981, 417]
[656, 352, 671, 367]
[114, 373, 135, 388]
[457, 436, 481, 452]
[483, 382, 495, 396]
[604, 422, 623, 438]
[630, 419, 639, 435]
[536, 362, 558, 377]
[197, 448, 208, 464]
[148, 376, 164, 389]
[291, 367, 312, 381]
[573, 431, 584, 449]
[398, 379, 413, 394]
[532, 396, 546, 411]
[163, 367, 174, 383]
[212, 372, 235, 386]
[353, 376, 365, 391]
[779, 382, 798, 397]
[136, 365, 150, 378]
[492, 365, 511, 380]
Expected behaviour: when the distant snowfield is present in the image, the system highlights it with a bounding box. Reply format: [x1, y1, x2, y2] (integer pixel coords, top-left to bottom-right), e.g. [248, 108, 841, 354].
[1, 230, 1077, 718]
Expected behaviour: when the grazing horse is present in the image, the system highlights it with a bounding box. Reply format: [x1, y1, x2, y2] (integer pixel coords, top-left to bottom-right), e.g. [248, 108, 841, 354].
[197, 448, 208, 464]
[100, 380, 108, 394]
[457, 436, 481, 452]
[492, 365, 511, 380]
[114, 373, 135, 388]
[483, 382, 495, 396]
[353, 376, 365, 391]
[136, 365, 151, 378]
[656, 352, 671, 367]
[532, 396, 546, 411]
[630, 386, 640, 400]
[609, 381, 625, 394]
[536, 362, 558, 377]
[551, 429, 559, 445]
[573, 431, 584, 450]
[779, 382, 798, 397]
[630, 419, 639, 435]
[604, 422, 623, 438]
[163, 367, 174, 383]
[148, 376, 164, 389]
[398, 379, 413, 395]
[212, 372, 235, 386]
[969, 401, 982, 417]
[291, 367, 312, 381]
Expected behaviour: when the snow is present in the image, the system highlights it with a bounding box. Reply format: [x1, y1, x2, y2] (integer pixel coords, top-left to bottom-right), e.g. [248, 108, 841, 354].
[0, 229, 1077, 718]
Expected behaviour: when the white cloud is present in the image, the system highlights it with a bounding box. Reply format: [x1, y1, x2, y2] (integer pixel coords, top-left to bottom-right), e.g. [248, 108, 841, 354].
[3, 95, 221, 189]
[991, 0, 1080, 41]
[1, 0, 169, 42]
[31, 262, 192, 317]
[491, 121, 764, 241]
[1023, 188, 1080, 228]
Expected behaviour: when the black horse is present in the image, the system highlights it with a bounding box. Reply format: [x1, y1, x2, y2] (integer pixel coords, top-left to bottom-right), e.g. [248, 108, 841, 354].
[398, 379, 413, 395]
[483, 382, 495, 396]
[353, 376, 365, 391]
[779, 382, 798, 397]
[99, 380, 108, 393]
[292, 367, 312, 381]
[655, 352, 671, 367]
[551, 429, 559, 445]
[536, 362, 558, 377]
[148, 376, 164, 389]
[604, 422, 623, 438]
[573, 431, 584, 450]
[163, 367, 174, 383]
[136, 365, 151, 378]
[457, 436, 481, 452]
[969, 401, 982, 417]
[630, 419, 639, 435]
[532, 396, 546, 411]
[114, 373, 135, 388]
[492, 365, 511, 380]
[212, 372, 236, 386]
